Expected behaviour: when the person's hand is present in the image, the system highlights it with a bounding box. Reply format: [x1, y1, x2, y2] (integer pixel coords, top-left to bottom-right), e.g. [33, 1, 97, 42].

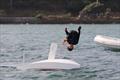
[65, 28, 67, 32]
[78, 26, 81, 31]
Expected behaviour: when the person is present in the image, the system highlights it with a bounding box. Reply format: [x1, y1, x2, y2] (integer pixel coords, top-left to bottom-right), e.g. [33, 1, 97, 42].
[63, 26, 81, 51]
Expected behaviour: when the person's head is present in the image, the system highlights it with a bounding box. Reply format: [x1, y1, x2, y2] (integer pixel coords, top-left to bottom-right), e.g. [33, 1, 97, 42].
[67, 44, 74, 51]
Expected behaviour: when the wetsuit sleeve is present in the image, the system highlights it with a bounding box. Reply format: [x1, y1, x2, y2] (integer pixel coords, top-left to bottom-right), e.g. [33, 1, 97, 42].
[65, 28, 69, 35]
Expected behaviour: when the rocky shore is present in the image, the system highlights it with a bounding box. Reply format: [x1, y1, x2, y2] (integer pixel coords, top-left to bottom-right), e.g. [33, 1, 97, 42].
[0, 15, 120, 24]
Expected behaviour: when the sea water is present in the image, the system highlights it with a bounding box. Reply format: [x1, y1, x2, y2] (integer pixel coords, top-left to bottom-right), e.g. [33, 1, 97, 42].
[0, 24, 120, 80]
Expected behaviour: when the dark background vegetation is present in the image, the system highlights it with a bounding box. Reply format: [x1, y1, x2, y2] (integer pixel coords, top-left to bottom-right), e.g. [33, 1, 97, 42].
[0, 0, 119, 16]
[0, 0, 120, 23]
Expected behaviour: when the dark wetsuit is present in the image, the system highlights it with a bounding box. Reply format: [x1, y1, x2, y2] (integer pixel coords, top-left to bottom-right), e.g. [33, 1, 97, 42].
[65, 27, 81, 45]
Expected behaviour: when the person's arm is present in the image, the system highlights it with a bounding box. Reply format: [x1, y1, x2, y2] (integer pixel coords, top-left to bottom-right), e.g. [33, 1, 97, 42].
[65, 28, 69, 35]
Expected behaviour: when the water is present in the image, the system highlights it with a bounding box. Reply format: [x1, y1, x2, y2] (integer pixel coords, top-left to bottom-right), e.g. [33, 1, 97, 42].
[0, 24, 120, 80]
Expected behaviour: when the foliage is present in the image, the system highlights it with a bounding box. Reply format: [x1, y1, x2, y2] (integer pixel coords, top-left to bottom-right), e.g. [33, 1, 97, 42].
[0, 0, 119, 15]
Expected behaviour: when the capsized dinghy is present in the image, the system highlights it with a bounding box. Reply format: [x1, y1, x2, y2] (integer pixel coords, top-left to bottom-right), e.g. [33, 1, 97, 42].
[17, 43, 80, 70]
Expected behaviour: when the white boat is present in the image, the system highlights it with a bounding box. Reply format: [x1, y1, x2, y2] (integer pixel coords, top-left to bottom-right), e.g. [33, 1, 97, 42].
[94, 35, 120, 49]
[17, 43, 80, 70]
[17, 59, 80, 70]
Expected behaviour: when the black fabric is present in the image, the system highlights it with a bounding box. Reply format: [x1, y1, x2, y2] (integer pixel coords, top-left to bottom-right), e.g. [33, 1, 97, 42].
[66, 30, 80, 45]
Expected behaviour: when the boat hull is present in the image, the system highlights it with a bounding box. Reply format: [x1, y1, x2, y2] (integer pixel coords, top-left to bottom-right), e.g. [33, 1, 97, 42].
[94, 35, 120, 49]
[17, 59, 80, 70]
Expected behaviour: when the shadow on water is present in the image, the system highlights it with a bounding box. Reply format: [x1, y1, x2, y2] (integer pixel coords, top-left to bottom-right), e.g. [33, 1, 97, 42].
[104, 48, 120, 52]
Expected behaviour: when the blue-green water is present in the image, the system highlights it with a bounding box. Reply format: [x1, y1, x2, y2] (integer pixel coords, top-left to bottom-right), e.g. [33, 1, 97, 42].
[0, 24, 120, 80]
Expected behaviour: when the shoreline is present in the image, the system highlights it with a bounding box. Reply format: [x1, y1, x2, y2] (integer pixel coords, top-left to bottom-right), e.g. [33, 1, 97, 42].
[0, 16, 120, 24]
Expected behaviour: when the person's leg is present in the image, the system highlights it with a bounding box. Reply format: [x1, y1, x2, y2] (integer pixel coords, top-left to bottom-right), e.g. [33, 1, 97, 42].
[63, 37, 67, 44]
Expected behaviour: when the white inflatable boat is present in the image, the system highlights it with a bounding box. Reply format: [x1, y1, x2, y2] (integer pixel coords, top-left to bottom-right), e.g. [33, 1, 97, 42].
[17, 43, 80, 70]
[94, 35, 120, 49]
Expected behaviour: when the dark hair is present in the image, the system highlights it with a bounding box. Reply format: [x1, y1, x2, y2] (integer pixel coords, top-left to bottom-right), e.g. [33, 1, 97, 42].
[67, 47, 73, 51]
